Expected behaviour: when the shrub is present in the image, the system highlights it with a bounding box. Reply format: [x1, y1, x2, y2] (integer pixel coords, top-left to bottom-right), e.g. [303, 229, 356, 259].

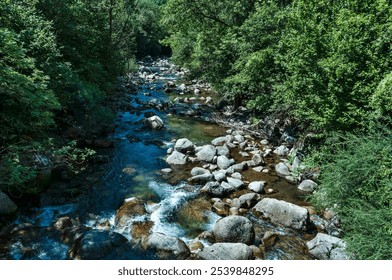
[309, 124, 392, 259]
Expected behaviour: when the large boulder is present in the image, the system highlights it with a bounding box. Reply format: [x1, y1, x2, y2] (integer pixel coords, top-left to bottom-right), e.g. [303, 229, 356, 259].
[307, 233, 349, 260]
[252, 198, 310, 230]
[196, 243, 254, 260]
[212, 216, 255, 245]
[145, 232, 190, 260]
[174, 138, 195, 154]
[0, 191, 17, 215]
[144, 115, 164, 130]
[72, 230, 128, 260]
[166, 151, 187, 165]
[196, 145, 217, 162]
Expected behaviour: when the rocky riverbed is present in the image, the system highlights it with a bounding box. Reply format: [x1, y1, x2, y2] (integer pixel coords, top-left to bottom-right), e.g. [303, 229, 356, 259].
[0, 58, 348, 260]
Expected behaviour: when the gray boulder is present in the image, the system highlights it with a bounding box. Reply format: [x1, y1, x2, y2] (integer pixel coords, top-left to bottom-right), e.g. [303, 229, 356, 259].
[144, 115, 164, 130]
[191, 167, 210, 176]
[0, 191, 17, 215]
[217, 155, 232, 170]
[200, 181, 226, 197]
[216, 145, 230, 157]
[274, 145, 289, 156]
[231, 162, 248, 172]
[213, 216, 255, 245]
[298, 179, 318, 192]
[238, 193, 259, 208]
[166, 151, 187, 165]
[196, 145, 217, 162]
[145, 232, 190, 260]
[307, 233, 349, 260]
[211, 136, 228, 146]
[196, 243, 254, 260]
[174, 138, 195, 153]
[252, 198, 310, 230]
[252, 154, 264, 166]
[248, 181, 266, 194]
[227, 177, 244, 189]
[275, 162, 291, 177]
[212, 170, 226, 182]
[188, 174, 214, 184]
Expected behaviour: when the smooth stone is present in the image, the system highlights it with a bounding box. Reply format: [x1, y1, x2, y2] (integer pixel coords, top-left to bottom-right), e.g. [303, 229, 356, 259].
[196, 243, 253, 260]
[253, 198, 310, 230]
[248, 181, 266, 194]
[166, 151, 187, 165]
[298, 179, 318, 192]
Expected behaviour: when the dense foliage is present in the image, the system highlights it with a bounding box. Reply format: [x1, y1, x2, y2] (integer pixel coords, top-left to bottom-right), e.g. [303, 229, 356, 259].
[308, 126, 392, 259]
[0, 0, 166, 193]
[162, 0, 391, 131]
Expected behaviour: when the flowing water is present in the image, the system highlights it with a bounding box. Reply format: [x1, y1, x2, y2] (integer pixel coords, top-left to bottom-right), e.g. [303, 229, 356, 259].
[0, 58, 313, 260]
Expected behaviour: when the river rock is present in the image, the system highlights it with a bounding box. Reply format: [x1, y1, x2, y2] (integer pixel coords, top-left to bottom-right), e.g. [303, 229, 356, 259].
[212, 216, 255, 245]
[227, 177, 244, 189]
[196, 243, 254, 260]
[238, 193, 259, 208]
[231, 172, 242, 180]
[196, 145, 217, 162]
[252, 154, 264, 166]
[200, 181, 226, 197]
[248, 181, 266, 194]
[213, 200, 227, 216]
[231, 162, 248, 172]
[234, 135, 245, 143]
[217, 155, 231, 170]
[0, 191, 17, 215]
[166, 151, 187, 165]
[298, 179, 318, 192]
[275, 162, 291, 177]
[216, 145, 230, 157]
[307, 233, 349, 260]
[174, 138, 195, 154]
[213, 170, 226, 182]
[252, 198, 310, 230]
[274, 145, 290, 156]
[72, 230, 128, 260]
[211, 136, 227, 146]
[191, 167, 210, 176]
[188, 174, 214, 184]
[144, 115, 164, 130]
[115, 197, 147, 228]
[145, 232, 190, 260]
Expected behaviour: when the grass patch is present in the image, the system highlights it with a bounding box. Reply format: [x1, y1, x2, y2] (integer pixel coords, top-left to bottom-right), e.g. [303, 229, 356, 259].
[308, 123, 392, 259]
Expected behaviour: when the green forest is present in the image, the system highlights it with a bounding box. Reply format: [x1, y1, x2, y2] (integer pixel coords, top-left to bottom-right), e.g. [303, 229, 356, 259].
[1, 0, 391, 259]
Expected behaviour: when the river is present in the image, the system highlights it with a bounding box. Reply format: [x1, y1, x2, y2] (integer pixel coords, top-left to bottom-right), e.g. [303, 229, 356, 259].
[0, 58, 315, 260]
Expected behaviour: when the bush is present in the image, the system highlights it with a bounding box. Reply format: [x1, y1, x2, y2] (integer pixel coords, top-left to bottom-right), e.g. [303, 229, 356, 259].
[309, 124, 392, 259]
